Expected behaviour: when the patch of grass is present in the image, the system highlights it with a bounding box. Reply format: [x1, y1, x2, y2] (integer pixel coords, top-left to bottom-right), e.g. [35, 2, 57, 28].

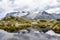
[1, 16, 60, 33]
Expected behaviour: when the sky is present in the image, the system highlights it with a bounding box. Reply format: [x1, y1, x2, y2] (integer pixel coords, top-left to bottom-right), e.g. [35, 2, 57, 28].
[0, 0, 59, 12]
[0, 0, 60, 15]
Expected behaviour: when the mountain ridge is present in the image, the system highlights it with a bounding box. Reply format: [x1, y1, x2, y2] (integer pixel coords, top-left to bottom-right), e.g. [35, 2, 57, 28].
[5, 11, 60, 20]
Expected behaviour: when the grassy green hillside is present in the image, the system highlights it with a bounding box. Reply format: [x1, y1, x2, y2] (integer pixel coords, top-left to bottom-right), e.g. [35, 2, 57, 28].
[0, 16, 60, 34]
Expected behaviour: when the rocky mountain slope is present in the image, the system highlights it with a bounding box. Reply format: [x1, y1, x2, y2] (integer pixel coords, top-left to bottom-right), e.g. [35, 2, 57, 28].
[5, 11, 60, 20]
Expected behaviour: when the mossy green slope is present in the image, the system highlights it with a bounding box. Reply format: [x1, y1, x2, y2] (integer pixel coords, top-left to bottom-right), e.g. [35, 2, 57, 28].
[0, 16, 60, 34]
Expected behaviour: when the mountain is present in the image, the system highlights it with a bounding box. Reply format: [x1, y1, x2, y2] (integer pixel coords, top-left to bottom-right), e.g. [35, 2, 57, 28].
[51, 13, 60, 19]
[22, 11, 60, 20]
[6, 11, 28, 17]
[32, 11, 55, 20]
[5, 11, 60, 20]
[21, 11, 54, 20]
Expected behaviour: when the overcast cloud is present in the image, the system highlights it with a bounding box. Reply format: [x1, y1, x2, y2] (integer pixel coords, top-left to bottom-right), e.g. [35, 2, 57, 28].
[0, 0, 60, 12]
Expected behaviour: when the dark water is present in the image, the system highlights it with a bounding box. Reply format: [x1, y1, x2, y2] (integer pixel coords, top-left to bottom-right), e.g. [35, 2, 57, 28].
[0, 28, 60, 40]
